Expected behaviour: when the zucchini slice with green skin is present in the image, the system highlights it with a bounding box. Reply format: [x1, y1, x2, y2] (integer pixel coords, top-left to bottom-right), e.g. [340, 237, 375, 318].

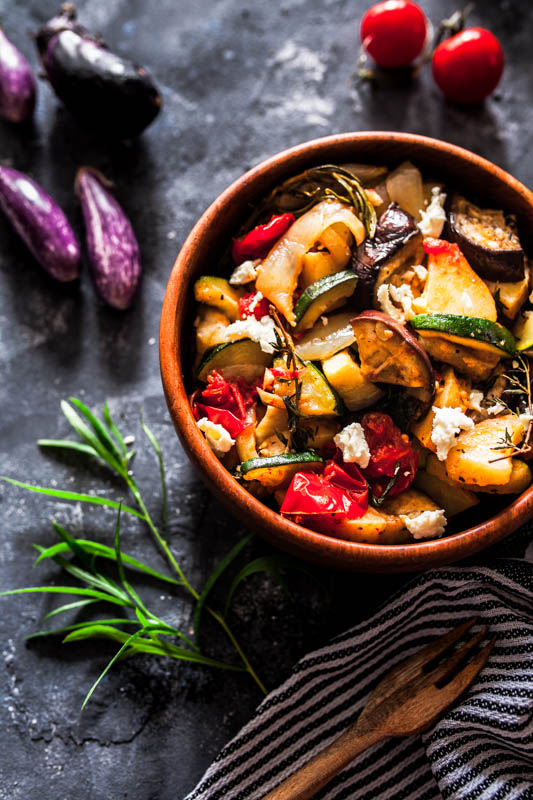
[240, 451, 324, 488]
[410, 313, 516, 356]
[514, 311, 533, 354]
[293, 270, 357, 332]
[299, 361, 345, 416]
[196, 339, 271, 382]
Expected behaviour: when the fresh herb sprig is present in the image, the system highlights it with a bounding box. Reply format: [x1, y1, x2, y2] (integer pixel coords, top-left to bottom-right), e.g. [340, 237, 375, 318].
[0, 398, 309, 704]
[489, 356, 533, 462]
[270, 307, 314, 452]
[244, 165, 377, 239]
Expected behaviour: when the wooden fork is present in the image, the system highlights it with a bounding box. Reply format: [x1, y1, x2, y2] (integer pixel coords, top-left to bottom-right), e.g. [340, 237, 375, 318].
[262, 618, 495, 800]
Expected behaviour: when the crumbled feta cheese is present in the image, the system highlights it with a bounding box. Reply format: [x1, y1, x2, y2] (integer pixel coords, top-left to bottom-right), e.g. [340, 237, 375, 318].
[468, 390, 505, 417]
[334, 423, 370, 468]
[223, 315, 277, 353]
[229, 259, 258, 285]
[413, 264, 427, 282]
[417, 187, 447, 238]
[468, 390, 484, 414]
[248, 291, 263, 313]
[320, 315, 329, 326]
[197, 418, 235, 456]
[400, 509, 447, 540]
[376, 283, 415, 323]
[431, 406, 475, 461]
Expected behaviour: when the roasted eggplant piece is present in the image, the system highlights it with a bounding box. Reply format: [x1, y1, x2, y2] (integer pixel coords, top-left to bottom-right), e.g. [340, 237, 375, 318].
[350, 203, 424, 309]
[351, 310, 435, 404]
[446, 194, 525, 281]
[35, 4, 161, 139]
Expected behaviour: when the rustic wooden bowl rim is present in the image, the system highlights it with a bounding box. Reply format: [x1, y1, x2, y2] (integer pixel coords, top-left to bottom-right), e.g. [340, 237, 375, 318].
[160, 131, 533, 572]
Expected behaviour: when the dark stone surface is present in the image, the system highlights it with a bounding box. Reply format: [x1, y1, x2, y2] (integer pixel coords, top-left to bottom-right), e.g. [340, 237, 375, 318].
[0, 1, 531, 798]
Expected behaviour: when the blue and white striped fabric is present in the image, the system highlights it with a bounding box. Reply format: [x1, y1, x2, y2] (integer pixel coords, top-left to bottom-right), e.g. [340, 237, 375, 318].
[187, 557, 533, 800]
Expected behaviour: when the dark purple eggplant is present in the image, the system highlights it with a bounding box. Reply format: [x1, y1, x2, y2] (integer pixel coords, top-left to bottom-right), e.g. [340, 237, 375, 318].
[350, 203, 424, 309]
[351, 310, 435, 403]
[75, 167, 141, 310]
[0, 166, 81, 281]
[35, 4, 161, 139]
[445, 194, 524, 281]
[0, 28, 37, 123]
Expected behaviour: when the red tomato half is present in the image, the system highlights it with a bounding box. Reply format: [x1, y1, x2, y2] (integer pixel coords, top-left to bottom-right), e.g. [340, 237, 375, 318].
[360, 1, 427, 69]
[432, 27, 504, 104]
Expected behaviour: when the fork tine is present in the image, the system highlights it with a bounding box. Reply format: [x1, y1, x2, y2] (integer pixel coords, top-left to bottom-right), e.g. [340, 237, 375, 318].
[380, 617, 478, 685]
[425, 627, 488, 686]
[436, 637, 496, 699]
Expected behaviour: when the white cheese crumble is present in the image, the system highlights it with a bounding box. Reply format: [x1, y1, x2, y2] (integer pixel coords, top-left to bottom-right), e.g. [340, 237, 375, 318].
[417, 187, 447, 238]
[197, 418, 235, 456]
[223, 315, 277, 354]
[431, 406, 475, 461]
[247, 291, 263, 313]
[413, 264, 427, 282]
[376, 283, 415, 323]
[334, 422, 370, 468]
[467, 390, 505, 417]
[400, 509, 447, 540]
[468, 390, 484, 414]
[229, 259, 258, 285]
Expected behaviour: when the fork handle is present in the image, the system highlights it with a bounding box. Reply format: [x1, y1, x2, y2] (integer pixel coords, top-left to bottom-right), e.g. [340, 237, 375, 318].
[261, 725, 384, 800]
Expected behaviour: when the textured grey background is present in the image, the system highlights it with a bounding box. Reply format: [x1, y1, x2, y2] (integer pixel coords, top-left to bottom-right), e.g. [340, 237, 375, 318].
[0, 1, 532, 798]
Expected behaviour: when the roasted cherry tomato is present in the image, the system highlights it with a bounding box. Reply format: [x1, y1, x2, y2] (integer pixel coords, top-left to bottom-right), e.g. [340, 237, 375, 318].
[361, 412, 418, 498]
[360, 1, 427, 69]
[238, 291, 271, 320]
[191, 370, 257, 437]
[432, 27, 504, 104]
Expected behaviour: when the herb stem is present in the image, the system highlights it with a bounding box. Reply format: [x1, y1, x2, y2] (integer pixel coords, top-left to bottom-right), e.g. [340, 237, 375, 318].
[125, 476, 266, 692]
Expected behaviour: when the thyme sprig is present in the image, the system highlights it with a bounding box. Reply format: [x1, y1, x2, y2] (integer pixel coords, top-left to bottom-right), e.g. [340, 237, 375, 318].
[270, 307, 314, 452]
[489, 356, 533, 463]
[0, 398, 314, 704]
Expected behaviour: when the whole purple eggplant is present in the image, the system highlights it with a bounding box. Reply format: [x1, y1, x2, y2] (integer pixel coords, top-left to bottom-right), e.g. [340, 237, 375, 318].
[75, 167, 141, 309]
[35, 4, 161, 139]
[0, 166, 81, 281]
[0, 28, 37, 123]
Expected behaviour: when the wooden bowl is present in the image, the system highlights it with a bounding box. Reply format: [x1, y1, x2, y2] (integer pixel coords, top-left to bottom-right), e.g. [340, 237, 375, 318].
[160, 132, 533, 572]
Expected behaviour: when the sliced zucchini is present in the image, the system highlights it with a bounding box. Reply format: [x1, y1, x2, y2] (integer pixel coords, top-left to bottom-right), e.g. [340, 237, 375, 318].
[196, 339, 271, 382]
[411, 314, 515, 356]
[269, 359, 344, 417]
[240, 452, 324, 488]
[194, 304, 230, 359]
[194, 276, 243, 322]
[299, 362, 344, 416]
[295, 312, 356, 361]
[293, 270, 357, 332]
[322, 349, 383, 411]
[514, 311, 533, 354]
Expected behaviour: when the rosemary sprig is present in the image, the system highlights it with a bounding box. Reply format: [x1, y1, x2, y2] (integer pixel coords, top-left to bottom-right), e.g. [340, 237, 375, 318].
[0, 397, 317, 703]
[244, 165, 377, 239]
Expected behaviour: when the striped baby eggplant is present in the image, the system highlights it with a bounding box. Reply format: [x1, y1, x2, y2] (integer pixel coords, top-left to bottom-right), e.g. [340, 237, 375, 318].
[75, 167, 141, 309]
[0, 166, 81, 281]
[0, 27, 37, 122]
[35, 4, 161, 139]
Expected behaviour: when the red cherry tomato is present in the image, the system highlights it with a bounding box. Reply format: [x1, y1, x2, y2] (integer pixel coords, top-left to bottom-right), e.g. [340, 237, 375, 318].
[360, 1, 427, 69]
[432, 27, 504, 104]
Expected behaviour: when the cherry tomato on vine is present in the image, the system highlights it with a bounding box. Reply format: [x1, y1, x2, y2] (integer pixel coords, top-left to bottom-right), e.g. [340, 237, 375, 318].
[432, 27, 504, 104]
[360, 1, 427, 69]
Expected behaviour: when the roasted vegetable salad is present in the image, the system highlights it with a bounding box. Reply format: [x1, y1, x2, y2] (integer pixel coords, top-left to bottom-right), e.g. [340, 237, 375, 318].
[190, 161, 533, 544]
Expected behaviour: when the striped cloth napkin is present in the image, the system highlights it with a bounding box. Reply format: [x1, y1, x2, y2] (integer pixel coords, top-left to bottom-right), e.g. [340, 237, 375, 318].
[187, 541, 533, 800]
